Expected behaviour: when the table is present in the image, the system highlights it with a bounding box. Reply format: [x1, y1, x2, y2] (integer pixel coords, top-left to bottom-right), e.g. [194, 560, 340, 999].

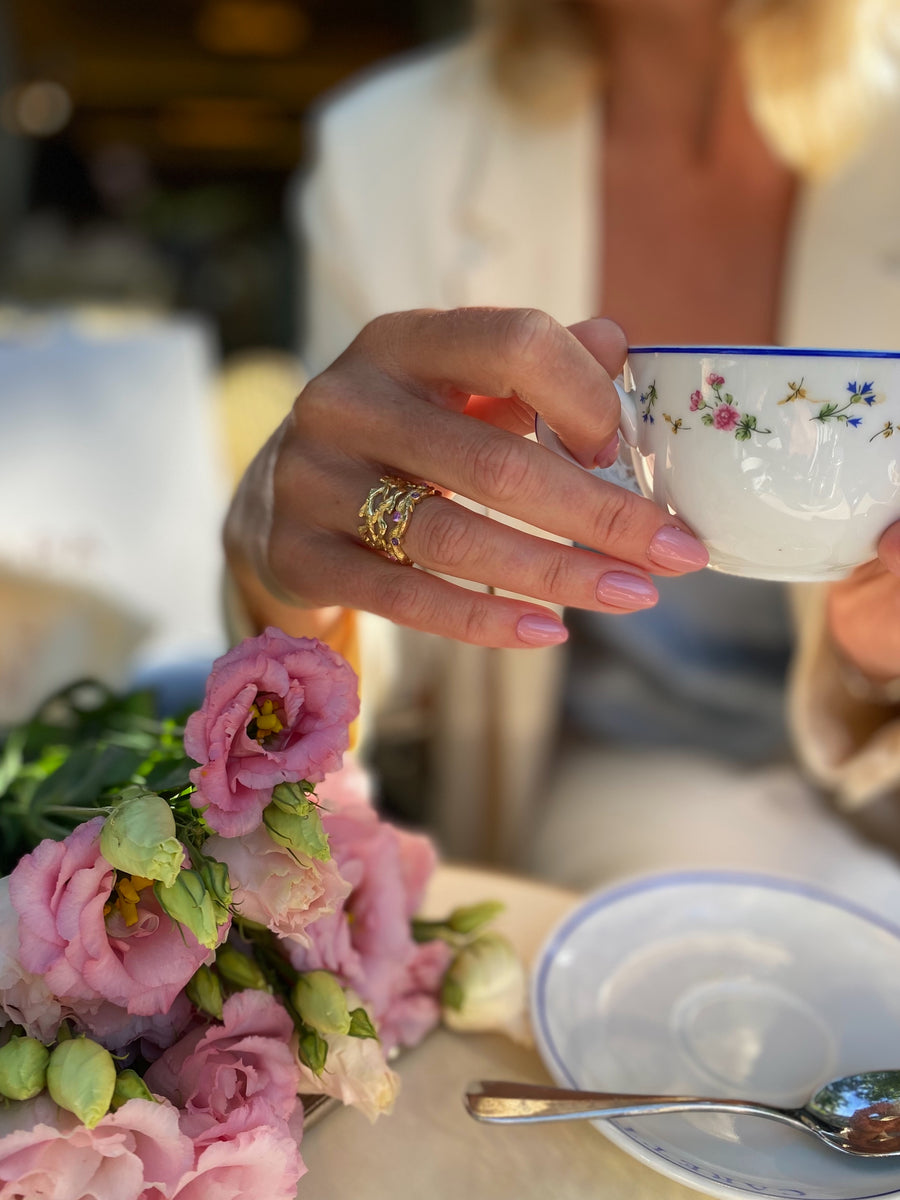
[299, 863, 701, 1199]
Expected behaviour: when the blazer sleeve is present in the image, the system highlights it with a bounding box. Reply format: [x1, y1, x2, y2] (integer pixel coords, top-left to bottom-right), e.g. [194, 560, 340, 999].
[789, 583, 900, 807]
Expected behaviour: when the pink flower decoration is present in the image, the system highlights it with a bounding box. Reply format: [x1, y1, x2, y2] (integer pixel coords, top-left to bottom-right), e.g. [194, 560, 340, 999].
[185, 628, 360, 837]
[0, 1094, 192, 1200]
[144, 989, 302, 1140]
[9, 818, 217, 1018]
[707, 372, 725, 387]
[288, 792, 449, 1053]
[689, 390, 703, 411]
[713, 403, 740, 431]
[167, 1122, 305, 1200]
[205, 826, 350, 946]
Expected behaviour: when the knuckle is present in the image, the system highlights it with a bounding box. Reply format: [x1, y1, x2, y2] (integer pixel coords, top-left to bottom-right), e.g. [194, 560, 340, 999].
[537, 549, 572, 598]
[500, 308, 560, 368]
[416, 502, 470, 569]
[376, 569, 430, 627]
[586, 486, 640, 550]
[469, 434, 532, 504]
[459, 600, 491, 645]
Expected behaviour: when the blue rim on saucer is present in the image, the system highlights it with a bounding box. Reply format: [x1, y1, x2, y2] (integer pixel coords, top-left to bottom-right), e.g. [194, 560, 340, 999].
[531, 870, 900, 1200]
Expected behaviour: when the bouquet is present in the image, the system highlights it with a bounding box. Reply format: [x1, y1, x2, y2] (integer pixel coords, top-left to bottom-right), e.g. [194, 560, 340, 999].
[0, 628, 524, 1198]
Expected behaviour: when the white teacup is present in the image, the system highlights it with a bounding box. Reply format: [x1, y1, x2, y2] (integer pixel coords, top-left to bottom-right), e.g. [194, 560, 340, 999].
[538, 345, 900, 582]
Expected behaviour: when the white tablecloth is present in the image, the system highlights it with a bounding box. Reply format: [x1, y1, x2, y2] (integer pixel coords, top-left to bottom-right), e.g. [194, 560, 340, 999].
[298, 864, 701, 1199]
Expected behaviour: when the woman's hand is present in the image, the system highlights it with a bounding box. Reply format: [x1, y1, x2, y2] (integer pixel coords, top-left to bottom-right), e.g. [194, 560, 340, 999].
[225, 307, 709, 648]
[827, 522, 900, 684]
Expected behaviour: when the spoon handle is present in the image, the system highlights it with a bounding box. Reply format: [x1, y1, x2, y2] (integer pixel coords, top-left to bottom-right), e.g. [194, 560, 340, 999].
[465, 1080, 792, 1125]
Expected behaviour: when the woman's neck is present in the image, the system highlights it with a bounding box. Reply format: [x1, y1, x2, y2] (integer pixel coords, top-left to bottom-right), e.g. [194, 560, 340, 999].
[593, 1, 741, 165]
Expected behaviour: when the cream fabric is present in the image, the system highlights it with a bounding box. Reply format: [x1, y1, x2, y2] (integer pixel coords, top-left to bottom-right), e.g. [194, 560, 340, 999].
[290, 37, 900, 861]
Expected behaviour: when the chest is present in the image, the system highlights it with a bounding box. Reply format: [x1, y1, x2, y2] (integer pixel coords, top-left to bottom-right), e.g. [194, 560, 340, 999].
[599, 153, 797, 346]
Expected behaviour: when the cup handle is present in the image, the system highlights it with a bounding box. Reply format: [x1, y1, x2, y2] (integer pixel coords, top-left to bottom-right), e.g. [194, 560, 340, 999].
[615, 363, 640, 448]
[534, 364, 640, 463]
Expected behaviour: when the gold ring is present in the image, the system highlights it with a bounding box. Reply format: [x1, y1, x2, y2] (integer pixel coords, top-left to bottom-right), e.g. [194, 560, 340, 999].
[358, 474, 439, 565]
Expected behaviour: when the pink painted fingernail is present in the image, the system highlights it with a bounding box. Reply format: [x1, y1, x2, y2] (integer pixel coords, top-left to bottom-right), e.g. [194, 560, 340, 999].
[594, 435, 620, 470]
[648, 526, 709, 571]
[516, 614, 569, 646]
[596, 571, 658, 609]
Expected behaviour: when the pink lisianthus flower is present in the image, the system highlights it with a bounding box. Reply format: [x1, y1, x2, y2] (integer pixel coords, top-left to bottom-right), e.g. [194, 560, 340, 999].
[713, 403, 740, 431]
[689, 389, 703, 411]
[144, 989, 302, 1140]
[167, 1121, 305, 1200]
[0, 1094, 193, 1200]
[0, 875, 68, 1042]
[185, 627, 360, 837]
[288, 787, 448, 1053]
[9, 818, 219, 1018]
[204, 827, 350, 946]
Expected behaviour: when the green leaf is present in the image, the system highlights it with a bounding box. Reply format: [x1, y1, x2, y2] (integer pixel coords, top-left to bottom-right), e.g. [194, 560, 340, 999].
[347, 1007, 379, 1040]
[297, 1029, 328, 1075]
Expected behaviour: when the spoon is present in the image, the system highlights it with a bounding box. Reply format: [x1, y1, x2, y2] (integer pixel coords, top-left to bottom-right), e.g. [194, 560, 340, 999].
[465, 1071, 900, 1157]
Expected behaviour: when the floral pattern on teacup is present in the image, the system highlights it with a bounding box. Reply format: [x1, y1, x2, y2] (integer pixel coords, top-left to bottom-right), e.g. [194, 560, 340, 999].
[639, 382, 658, 423]
[871, 420, 896, 441]
[689, 374, 771, 441]
[809, 379, 883, 427]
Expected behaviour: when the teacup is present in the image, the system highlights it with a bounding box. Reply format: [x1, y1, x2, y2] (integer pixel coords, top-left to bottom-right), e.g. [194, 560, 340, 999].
[538, 345, 900, 582]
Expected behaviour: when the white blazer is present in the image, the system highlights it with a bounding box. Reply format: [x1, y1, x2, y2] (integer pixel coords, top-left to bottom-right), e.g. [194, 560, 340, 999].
[290, 37, 900, 862]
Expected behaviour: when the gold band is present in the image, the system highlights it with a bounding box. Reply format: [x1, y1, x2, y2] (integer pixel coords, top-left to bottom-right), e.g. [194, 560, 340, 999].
[358, 474, 439, 565]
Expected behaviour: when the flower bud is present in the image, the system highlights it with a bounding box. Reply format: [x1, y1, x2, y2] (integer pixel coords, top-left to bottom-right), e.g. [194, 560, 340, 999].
[265, 784, 330, 861]
[186, 964, 224, 1019]
[155, 868, 225, 951]
[292, 970, 351, 1036]
[111, 1069, 157, 1110]
[447, 900, 505, 936]
[47, 1037, 116, 1128]
[0, 1035, 50, 1101]
[216, 944, 268, 992]
[197, 856, 233, 921]
[100, 787, 183, 887]
[441, 932, 526, 1035]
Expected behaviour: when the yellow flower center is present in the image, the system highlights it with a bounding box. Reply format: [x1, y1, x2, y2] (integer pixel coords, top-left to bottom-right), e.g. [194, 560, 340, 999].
[104, 874, 154, 927]
[248, 697, 285, 743]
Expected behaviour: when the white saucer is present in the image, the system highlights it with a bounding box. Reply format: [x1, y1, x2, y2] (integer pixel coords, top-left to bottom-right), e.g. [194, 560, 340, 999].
[531, 870, 900, 1200]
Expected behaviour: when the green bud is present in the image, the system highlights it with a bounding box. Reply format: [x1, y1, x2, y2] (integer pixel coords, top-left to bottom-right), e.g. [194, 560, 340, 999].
[47, 1037, 116, 1128]
[440, 933, 526, 1034]
[215, 944, 268, 992]
[291, 970, 351, 1036]
[297, 1028, 328, 1075]
[265, 784, 330, 861]
[0, 1036, 50, 1100]
[186, 964, 223, 1019]
[110, 1069, 157, 1110]
[447, 901, 505, 936]
[100, 787, 183, 887]
[197, 857, 233, 920]
[155, 869, 224, 950]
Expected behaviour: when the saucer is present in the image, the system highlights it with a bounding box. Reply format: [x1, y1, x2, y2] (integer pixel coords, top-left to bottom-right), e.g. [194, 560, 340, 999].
[531, 870, 900, 1200]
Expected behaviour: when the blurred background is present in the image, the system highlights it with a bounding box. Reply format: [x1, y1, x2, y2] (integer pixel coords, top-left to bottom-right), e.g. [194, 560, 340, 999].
[0, 0, 468, 724]
[0, 0, 467, 350]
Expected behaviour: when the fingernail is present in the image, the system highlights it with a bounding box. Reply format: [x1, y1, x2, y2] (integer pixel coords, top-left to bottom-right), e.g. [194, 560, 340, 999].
[648, 526, 709, 571]
[596, 571, 658, 609]
[594, 435, 619, 470]
[516, 614, 569, 646]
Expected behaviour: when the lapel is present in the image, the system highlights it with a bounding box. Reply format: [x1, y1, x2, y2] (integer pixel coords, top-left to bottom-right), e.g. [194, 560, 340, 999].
[781, 103, 900, 351]
[442, 65, 598, 326]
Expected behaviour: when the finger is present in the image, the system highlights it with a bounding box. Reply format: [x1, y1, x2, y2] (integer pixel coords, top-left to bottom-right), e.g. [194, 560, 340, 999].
[401, 494, 660, 613]
[353, 307, 625, 468]
[319, 390, 708, 576]
[878, 521, 900, 576]
[275, 531, 573, 648]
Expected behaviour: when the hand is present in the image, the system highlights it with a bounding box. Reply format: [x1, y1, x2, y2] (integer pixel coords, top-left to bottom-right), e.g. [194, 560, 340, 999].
[226, 307, 709, 648]
[827, 522, 900, 683]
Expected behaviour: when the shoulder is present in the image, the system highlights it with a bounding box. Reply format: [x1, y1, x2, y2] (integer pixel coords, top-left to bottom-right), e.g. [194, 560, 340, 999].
[309, 35, 493, 158]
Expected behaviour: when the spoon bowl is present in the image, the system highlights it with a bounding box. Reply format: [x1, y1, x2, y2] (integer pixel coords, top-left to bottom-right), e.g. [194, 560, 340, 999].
[465, 1070, 900, 1157]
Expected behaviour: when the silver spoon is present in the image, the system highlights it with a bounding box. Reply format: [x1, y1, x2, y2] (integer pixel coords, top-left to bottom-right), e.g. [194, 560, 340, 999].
[465, 1071, 900, 1157]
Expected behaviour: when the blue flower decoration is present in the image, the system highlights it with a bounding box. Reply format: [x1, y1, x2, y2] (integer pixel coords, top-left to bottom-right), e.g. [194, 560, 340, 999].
[848, 380, 877, 404]
[847, 416, 863, 427]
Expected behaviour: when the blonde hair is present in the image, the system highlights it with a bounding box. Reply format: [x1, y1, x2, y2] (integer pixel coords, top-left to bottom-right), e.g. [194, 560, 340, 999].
[476, 0, 900, 176]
